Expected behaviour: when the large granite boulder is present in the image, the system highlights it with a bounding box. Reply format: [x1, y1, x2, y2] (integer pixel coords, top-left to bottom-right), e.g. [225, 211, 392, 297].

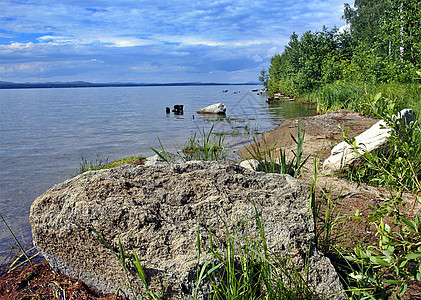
[30, 161, 345, 299]
[323, 109, 414, 171]
[197, 103, 226, 115]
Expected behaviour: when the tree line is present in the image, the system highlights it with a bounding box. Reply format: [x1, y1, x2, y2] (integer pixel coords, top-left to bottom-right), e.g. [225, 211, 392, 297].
[261, 0, 420, 97]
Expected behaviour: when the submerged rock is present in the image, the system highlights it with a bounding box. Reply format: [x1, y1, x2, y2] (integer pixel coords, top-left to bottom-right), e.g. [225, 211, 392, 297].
[197, 103, 226, 115]
[30, 161, 345, 299]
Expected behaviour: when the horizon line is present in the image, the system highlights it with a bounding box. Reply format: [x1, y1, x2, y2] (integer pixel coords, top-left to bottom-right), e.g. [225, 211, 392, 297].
[0, 81, 261, 90]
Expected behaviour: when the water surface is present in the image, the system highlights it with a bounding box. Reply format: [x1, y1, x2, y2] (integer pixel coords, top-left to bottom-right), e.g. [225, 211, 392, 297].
[0, 85, 316, 259]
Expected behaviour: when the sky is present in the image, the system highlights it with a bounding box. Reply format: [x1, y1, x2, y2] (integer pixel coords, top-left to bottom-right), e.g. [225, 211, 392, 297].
[0, 0, 347, 83]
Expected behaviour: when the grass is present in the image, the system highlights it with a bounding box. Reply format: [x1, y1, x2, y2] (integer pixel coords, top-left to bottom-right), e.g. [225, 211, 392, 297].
[306, 81, 366, 114]
[150, 124, 230, 163]
[295, 81, 421, 119]
[0, 213, 39, 272]
[245, 120, 308, 178]
[80, 155, 145, 173]
[92, 205, 325, 300]
[182, 125, 229, 161]
[194, 207, 324, 300]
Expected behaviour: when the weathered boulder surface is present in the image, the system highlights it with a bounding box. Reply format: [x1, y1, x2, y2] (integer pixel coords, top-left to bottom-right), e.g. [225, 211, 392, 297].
[323, 108, 414, 171]
[30, 161, 345, 299]
[197, 103, 226, 115]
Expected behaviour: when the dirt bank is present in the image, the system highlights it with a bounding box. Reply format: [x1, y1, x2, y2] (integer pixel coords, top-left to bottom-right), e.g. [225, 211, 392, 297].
[1, 110, 419, 299]
[237, 110, 419, 245]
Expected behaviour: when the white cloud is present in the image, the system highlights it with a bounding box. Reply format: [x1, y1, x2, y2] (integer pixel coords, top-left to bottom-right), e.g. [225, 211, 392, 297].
[0, 0, 346, 82]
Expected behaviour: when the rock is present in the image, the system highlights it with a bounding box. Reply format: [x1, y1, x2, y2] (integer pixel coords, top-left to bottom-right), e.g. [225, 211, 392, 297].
[239, 159, 260, 171]
[323, 109, 414, 171]
[30, 161, 345, 299]
[144, 152, 184, 166]
[197, 103, 226, 115]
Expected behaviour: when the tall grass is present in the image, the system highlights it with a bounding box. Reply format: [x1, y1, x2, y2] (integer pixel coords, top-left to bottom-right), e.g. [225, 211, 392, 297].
[305, 81, 365, 114]
[182, 124, 228, 161]
[151, 124, 229, 163]
[195, 206, 323, 300]
[297, 81, 421, 118]
[0, 213, 38, 272]
[246, 120, 308, 178]
[308, 158, 347, 254]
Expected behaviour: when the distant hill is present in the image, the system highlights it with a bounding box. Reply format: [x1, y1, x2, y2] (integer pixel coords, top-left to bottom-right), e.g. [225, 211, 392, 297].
[0, 81, 261, 89]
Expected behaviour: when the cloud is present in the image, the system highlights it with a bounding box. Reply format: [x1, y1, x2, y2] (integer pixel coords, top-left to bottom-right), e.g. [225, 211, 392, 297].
[0, 0, 346, 82]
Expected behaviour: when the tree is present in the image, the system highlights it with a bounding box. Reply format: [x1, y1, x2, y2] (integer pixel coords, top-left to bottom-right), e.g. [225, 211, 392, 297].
[258, 69, 269, 89]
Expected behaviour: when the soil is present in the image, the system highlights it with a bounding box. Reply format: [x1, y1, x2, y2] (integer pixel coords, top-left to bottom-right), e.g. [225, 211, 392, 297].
[1, 110, 420, 299]
[0, 260, 123, 299]
[237, 110, 421, 299]
[237, 110, 420, 221]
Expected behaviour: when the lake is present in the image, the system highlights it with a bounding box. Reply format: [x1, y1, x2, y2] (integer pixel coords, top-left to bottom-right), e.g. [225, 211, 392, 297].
[0, 84, 316, 261]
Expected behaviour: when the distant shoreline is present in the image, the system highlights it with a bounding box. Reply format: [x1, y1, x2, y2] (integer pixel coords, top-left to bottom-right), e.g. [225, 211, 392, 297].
[0, 82, 260, 90]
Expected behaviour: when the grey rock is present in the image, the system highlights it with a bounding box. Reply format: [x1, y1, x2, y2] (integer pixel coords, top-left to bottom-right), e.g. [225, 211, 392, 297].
[30, 161, 345, 299]
[323, 108, 414, 171]
[197, 103, 226, 115]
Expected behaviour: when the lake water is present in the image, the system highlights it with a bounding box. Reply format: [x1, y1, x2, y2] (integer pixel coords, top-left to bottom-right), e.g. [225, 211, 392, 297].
[0, 85, 316, 261]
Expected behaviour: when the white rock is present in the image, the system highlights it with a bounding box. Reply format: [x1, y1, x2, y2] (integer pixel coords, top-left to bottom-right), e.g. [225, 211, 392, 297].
[197, 103, 226, 115]
[323, 109, 414, 171]
[144, 152, 184, 166]
[239, 159, 260, 171]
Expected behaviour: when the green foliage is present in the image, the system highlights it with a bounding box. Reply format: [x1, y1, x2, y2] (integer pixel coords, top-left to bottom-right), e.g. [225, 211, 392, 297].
[150, 124, 229, 163]
[182, 124, 229, 161]
[196, 206, 323, 300]
[309, 158, 347, 254]
[264, 0, 420, 99]
[258, 68, 269, 89]
[344, 197, 421, 299]
[309, 81, 365, 113]
[332, 92, 421, 298]
[345, 93, 421, 193]
[80, 154, 145, 173]
[246, 121, 309, 178]
[92, 227, 163, 299]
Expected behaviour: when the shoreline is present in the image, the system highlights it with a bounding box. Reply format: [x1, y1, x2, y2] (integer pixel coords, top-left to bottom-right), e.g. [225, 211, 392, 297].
[5, 109, 418, 299]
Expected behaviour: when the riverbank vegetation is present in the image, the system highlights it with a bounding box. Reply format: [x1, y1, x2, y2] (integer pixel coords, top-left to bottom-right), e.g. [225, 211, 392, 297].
[3, 1, 421, 299]
[261, 0, 421, 115]
[259, 1, 421, 298]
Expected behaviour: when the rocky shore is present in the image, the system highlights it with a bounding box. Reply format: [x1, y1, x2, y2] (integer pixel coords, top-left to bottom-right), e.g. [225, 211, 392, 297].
[2, 110, 419, 299]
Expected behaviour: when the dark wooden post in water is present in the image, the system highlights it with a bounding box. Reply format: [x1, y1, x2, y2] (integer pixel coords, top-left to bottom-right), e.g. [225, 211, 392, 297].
[172, 105, 184, 115]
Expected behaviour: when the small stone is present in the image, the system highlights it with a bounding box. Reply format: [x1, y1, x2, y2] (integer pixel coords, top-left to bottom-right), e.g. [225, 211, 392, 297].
[239, 159, 260, 171]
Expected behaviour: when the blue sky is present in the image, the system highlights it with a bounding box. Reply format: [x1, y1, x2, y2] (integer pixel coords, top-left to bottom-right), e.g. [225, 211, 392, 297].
[0, 0, 346, 83]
